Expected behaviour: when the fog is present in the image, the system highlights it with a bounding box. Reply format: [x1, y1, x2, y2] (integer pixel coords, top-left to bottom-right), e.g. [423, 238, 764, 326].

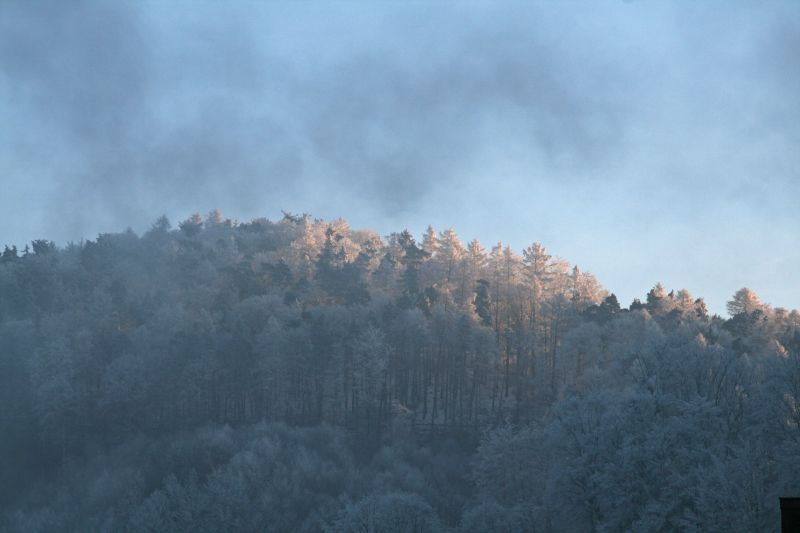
[1, 0, 798, 314]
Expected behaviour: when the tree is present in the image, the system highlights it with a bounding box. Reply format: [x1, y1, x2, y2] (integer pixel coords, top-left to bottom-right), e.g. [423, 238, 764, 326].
[421, 225, 439, 257]
[329, 493, 443, 533]
[179, 213, 204, 237]
[726, 287, 763, 317]
[31, 239, 56, 255]
[520, 242, 554, 405]
[474, 279, 492, 327]
[584, 294, 621, 324]
[694, 297, 709, 319]
[1, 245, 19, 263]
[646, 283, 667, 314]
[629, 298, 646, 312]
[459, 500, 533, 533]
[521, 243, 552, 327]
[435, 228, 466, 309]
[150, 215, 172, 233]
[316, 226, 347, 302]
[397, 230, 429, 309]
[675, 288, 695, 315]
[205, 208, 226, 227]
[570, 265, 605, 312]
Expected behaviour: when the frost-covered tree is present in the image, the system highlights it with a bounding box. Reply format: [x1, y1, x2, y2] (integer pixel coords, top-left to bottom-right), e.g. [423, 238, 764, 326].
[727, 287, 764, 317]
[330, 493, 443, 533]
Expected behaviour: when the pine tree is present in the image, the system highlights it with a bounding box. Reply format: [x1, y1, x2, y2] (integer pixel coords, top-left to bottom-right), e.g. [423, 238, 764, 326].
[474, 279, 493, 327]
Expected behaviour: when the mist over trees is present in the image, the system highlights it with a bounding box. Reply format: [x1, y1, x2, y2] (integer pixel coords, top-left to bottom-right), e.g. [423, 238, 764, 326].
[1, 211, 799, 532]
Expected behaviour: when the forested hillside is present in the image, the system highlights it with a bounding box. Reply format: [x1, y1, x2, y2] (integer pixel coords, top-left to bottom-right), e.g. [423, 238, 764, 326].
[1, 211, 799, 532]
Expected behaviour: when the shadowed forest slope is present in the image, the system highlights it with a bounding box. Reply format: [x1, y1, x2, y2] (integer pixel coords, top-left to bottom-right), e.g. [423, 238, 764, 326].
[1, 211, 799, 532]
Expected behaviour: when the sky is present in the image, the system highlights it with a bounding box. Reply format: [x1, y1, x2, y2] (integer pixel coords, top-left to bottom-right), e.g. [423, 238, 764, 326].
[1, 0, 798, 315]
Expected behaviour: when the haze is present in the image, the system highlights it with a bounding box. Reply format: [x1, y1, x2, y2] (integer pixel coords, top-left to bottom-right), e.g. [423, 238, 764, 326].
[1, 0, 798, 314]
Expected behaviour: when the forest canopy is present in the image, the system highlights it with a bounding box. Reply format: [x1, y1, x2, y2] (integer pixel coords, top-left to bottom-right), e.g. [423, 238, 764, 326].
[1, 211, 799, 532]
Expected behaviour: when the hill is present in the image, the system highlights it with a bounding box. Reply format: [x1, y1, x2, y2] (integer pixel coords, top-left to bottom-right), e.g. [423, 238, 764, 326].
[1, 211, 798, 531]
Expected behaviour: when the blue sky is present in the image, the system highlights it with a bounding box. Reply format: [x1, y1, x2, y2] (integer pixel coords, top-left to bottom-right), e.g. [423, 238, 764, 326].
[1, 1, 798, 314]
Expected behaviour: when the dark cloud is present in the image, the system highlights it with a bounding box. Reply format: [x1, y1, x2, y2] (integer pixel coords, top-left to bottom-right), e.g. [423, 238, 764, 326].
[1, 1, 635, 233]
[1, 0, 147, 142]
[296, 23, 633, 208]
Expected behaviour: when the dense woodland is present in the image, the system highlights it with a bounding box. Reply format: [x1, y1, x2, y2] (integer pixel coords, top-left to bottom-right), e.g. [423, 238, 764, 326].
[1, 210, 799, 532]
